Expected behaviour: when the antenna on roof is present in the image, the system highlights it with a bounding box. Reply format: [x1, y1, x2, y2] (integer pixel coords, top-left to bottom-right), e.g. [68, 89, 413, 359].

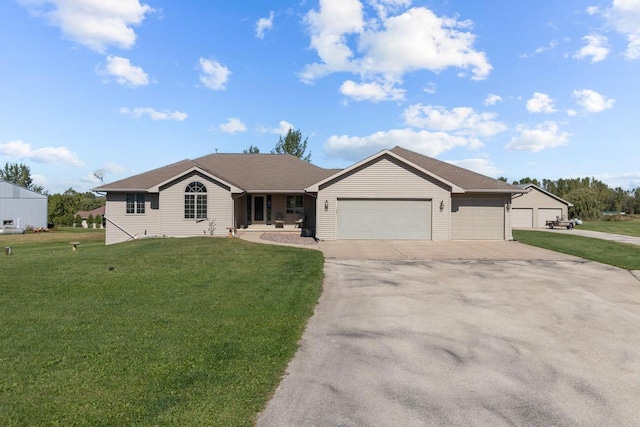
[93, 169, 105, 183]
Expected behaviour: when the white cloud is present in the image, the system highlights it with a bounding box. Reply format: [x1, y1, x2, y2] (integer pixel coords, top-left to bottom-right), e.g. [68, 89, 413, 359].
[586, 6, 599, 15]
[324, 128, 478, 162]
[259, 120, 295, 135]
[521, 40, 559, 58]
[199, 58, 231, 90]
[484, 94, 503, 106]
[604, 0, 640, 59]
[101, 56, 149, 87]
[301, 2, 491, 101]
[572, 89, 615, 112]
[506, 121, 570, 152]
[593, 171, 640, 189]
[103, 162, 125, 174]
[0, 140, 85, 167]
[340, 80, 405, 102]
[526, 92, 557, 114]
[573, 34, 610, 63]
[447, 158, 503, 177]
[403, 104, 506, 137]
[256, 11, 274, 39]
[218, 118, 247, 134]
[567, 109, 578, 116]
[18, 0, 153, 53]
[120, 107, 187, 121]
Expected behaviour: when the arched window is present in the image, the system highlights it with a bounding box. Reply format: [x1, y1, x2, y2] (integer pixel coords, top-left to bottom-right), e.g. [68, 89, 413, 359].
[184, 182, 207, 219]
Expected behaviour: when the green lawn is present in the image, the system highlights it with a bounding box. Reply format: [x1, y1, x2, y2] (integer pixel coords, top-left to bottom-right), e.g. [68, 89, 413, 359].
[513, 230, 640, 270]
[0, 233, 324, 426]
[579, 219, 640, 237]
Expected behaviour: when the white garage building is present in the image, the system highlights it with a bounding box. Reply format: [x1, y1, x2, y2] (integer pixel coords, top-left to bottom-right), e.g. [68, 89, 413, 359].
[0, 180, 48, 229]
[510, 183, 573, 228]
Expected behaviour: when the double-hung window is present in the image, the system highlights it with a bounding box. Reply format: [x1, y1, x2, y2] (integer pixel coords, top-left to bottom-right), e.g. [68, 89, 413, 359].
[286, 195, 304, 214]
[185, 182, 207, 219]
[126, 193, 145, 214]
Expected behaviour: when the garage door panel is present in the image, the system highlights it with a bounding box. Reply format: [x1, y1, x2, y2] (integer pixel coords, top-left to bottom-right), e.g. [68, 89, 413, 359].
[512, 208, 533, 228]
[337, 199, 431, 240]
[451, 198, 504, 240]
[538, 208, 563, 228]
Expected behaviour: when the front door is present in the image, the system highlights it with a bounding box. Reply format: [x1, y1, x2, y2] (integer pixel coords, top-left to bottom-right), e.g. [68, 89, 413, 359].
[253, 195, 265, 223]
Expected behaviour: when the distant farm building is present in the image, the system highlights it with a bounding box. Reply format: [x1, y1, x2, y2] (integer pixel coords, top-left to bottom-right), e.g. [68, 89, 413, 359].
[0, 180, 48, 229]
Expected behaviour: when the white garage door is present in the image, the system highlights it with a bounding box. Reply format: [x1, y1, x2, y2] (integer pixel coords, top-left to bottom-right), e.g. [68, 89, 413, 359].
[451, 198, 505, 240]
[537, 208, 563, 227]
[337, 199, 432, 240]
[512, 208, 533, 228]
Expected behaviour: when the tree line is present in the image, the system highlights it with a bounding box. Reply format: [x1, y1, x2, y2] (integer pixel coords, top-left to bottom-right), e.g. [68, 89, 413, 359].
[501, 177, 640, 220]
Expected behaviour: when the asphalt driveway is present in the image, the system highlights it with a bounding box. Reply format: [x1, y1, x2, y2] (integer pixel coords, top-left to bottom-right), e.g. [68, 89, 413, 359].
[258, 242, 640, 426]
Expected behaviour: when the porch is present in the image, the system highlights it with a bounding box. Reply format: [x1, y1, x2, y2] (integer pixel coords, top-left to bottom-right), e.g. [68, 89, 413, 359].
[234, 192, 316, 231]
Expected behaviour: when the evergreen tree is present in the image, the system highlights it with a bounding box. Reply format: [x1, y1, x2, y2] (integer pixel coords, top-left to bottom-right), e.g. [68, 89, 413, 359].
[243, 145, 260, 154]
[0, 162, 46, 194]
[272, 128, 311, 162]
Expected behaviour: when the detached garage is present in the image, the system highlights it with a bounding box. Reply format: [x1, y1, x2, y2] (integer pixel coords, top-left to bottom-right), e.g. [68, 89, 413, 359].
[511, 184, 573, 229]
[307, 147, 524, 241]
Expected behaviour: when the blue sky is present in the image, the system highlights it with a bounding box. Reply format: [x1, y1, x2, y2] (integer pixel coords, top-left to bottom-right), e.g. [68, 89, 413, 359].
[1, 0, 639, 193]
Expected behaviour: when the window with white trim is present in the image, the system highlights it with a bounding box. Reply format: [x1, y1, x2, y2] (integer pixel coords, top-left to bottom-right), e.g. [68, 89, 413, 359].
[185, 182, 207, 219]
[286, 195, 304, 214]
[126, 193, 145, 214]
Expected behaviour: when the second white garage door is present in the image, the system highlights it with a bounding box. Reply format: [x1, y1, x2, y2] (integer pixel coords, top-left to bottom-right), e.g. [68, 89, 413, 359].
[451, 198, 505, 240]
[337, 199, 432, 240]
[512, 208, 533, 228]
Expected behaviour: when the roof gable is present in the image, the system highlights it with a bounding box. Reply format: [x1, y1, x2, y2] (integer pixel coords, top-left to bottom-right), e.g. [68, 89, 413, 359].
[517, 183, 574, 207]
[307, 146, 524, 194]
[306, 149, 465, 193]
[390, 146, 522, 193]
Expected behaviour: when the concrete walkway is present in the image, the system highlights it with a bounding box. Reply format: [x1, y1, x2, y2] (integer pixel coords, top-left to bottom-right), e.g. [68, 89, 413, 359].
[540, 227, 640, 247]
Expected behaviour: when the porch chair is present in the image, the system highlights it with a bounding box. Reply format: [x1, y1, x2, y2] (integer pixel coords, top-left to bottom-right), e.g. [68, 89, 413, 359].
[275, 213, 284, 228]
[295, 215, 305, 228]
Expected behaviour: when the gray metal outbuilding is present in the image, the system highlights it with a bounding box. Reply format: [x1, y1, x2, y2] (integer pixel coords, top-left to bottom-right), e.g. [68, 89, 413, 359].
[0, 181, 48, 229]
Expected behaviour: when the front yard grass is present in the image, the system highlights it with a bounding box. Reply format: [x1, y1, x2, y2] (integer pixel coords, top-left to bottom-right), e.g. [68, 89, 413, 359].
[579, 218, 640, 237]
[0, 236, 323, 426]
[513, 230, 640, 270]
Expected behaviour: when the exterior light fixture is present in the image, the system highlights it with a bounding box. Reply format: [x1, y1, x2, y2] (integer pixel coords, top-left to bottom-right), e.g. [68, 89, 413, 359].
[324, 200, 329, 211]
[507, 200, 511, 211]
[439, 200, 444, 212]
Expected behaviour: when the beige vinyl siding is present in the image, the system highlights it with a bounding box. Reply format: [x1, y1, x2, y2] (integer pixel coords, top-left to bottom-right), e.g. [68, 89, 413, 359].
[511, 187, 570, 228]
[512, 208, 534, 228]
[104, 193, 161, 245]
[451, 196, 507, 240]
[316, 156, 450, 241]
[159, 175, 232, 237]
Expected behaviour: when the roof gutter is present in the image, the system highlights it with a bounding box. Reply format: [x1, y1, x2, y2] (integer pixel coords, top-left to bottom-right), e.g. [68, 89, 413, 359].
[463, 189, 529, 194]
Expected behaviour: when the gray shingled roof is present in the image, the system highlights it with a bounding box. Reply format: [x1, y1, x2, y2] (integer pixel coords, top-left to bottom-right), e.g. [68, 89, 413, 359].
[94, 154, 337, 192]
[94, 159, 197, 191]
[390, 146, 520, 192]
[94, 147, 520, 193]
